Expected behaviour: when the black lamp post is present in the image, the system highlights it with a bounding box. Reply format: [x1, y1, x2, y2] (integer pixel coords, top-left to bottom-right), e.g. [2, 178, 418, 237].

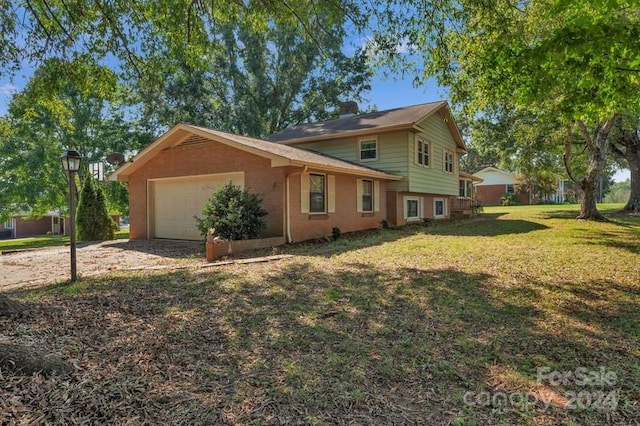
[60, 148, 82, 282]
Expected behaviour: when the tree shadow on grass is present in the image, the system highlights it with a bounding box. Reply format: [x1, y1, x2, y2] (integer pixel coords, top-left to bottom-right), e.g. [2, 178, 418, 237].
[579, 236, 640, 254]
[7, 260, 638, 425]
[100, 238, 204, 259]
[423, 214, 549, 237]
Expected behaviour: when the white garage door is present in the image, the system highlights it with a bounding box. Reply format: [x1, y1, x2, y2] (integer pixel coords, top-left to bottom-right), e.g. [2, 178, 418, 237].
[150, 173, 244, 240]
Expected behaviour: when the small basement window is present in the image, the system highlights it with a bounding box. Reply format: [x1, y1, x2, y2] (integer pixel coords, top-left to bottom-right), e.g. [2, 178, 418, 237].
[405, 196, 420, 221]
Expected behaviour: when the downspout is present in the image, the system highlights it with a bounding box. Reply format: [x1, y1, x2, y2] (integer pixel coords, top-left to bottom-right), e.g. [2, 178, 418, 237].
[285, 165, 307, 243]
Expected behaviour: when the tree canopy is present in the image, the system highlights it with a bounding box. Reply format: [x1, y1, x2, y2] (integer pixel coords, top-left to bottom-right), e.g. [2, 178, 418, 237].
[374, 0, 640, 218]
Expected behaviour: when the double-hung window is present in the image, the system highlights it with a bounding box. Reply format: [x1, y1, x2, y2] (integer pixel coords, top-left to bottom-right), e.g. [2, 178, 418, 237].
[416, 138, 430, 167]
[443, 150, 454, 173]
[359, 138, 377, 161]
[309, 174, 326, 213]
[361, 179, 373, 212]
[506, 184, 515, 194]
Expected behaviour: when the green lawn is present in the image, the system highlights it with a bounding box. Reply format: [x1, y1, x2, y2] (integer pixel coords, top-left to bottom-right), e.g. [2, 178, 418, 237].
[2, 204, 639, 425]
[0, 228, 130, 252]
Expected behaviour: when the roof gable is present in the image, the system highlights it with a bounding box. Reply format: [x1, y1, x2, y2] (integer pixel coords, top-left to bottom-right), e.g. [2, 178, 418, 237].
[109, 124, 402, 182]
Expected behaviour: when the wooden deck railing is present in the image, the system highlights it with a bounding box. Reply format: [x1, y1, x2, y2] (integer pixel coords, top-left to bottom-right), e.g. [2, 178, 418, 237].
[450, 197, 480, 216]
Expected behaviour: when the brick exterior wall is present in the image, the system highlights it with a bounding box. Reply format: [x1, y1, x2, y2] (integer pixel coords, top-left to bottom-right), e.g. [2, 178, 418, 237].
[475, 184, 531, 206]
[288, 170, 387, 242]
[127, 141, 286, 240]
[387, 191, 452, 226]
[14, 216, 54, 238]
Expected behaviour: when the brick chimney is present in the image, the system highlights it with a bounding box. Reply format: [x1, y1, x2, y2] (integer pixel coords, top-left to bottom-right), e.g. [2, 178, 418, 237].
[338, 101, 359, 118]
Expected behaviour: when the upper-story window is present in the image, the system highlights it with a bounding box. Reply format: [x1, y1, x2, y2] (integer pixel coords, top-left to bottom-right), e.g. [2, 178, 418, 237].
[416, 138, 430, 167]
[359, 138, 378, 161]
[443, 149, 454, 174]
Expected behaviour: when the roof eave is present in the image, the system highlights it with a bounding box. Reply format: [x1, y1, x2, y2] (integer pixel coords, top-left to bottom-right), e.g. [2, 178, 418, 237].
[290, 161, 403, 181]
[108, 124, 292, 181]
[275, 123, 415, 145]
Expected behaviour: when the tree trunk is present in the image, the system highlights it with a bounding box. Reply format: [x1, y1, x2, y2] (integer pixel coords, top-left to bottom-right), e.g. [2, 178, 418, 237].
[622, 147, 640, 214]
[578, 178, 605, 220]
[0, 343, 73, 376]
[573, 119, 617, 220]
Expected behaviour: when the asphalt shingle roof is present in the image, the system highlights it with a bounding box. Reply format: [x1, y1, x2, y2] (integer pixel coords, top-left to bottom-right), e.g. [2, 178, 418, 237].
[267, 101, 447, 143]
[182, 125, 401, 179]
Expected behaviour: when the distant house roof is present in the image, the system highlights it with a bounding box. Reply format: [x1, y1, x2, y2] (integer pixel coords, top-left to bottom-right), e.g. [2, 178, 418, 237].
[267, 101, 466, 151]
[109, 124, 403, 182]
[472, 167, 520, 185]
[459, 171, 483, 182]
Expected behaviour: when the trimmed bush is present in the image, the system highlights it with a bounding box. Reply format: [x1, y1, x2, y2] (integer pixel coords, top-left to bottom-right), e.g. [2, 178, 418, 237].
[76, 176, 118, 241]
[195, 182, 267, 241]
[500, 192, 520, 206]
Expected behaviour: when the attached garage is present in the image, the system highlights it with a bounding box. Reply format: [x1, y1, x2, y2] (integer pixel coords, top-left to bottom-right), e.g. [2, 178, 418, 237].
[149, 172, 244, 240]
[110, 124, 400, 243]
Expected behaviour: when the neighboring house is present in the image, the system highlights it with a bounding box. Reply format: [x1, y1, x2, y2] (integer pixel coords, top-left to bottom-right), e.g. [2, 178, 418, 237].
[472, 167, 531, 206]
[110, 101, 472, 243]
[540, 179, 567, 203]
[0, 212, 65, 239]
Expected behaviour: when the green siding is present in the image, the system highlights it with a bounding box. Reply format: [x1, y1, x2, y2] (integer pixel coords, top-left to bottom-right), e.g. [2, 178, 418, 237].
[291, 114, 461, 196]
[294, 132, 410, 192]
[408, 114, 460, 195]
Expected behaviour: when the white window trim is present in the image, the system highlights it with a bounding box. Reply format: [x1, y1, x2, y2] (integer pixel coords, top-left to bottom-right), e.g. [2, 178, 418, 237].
[309, 172, 327, 214]
[458, 179, 472, 198]
[434, 198, 447, 219]
[3, 219, 13, 229]
[506, 184, 515, 194]
[443, 149, 455, 174]
[415, 137, 431, 168]
[360, 179, 374, 213]
[358, 136, 378, 162]
[404, 196, 422, 221]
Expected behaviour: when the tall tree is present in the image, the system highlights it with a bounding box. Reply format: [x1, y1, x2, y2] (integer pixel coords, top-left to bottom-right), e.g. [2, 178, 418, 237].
[610, 117, 640, 213]
[369, 0, 640, 219]
[138, 9, 371, 137]
[0, 58, 151, 220]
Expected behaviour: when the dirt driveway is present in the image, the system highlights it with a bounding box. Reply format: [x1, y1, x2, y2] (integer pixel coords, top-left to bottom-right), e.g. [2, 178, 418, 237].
[1, 240, 204, 291]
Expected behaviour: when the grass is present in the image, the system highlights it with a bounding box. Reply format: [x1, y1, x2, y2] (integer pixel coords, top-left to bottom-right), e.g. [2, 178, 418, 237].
[0, 228, 130, 252]
[2, 204, 639, 425]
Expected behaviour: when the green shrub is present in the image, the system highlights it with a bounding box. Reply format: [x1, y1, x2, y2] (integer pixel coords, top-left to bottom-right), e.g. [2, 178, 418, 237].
[76, 176, 118, 241]
[500, 192, 519, 206]
[195, 182, 267, 240]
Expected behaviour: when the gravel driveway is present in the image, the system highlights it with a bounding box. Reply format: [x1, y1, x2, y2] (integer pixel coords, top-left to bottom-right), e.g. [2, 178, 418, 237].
[1, 240, 204, 291]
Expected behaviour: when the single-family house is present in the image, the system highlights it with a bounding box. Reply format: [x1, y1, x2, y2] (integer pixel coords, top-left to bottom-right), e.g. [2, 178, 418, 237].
[0, 212, 65, 239]
[110, 101, 473, 243]
[268, 101, 469, 224]
[472, 167, 531, 206]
